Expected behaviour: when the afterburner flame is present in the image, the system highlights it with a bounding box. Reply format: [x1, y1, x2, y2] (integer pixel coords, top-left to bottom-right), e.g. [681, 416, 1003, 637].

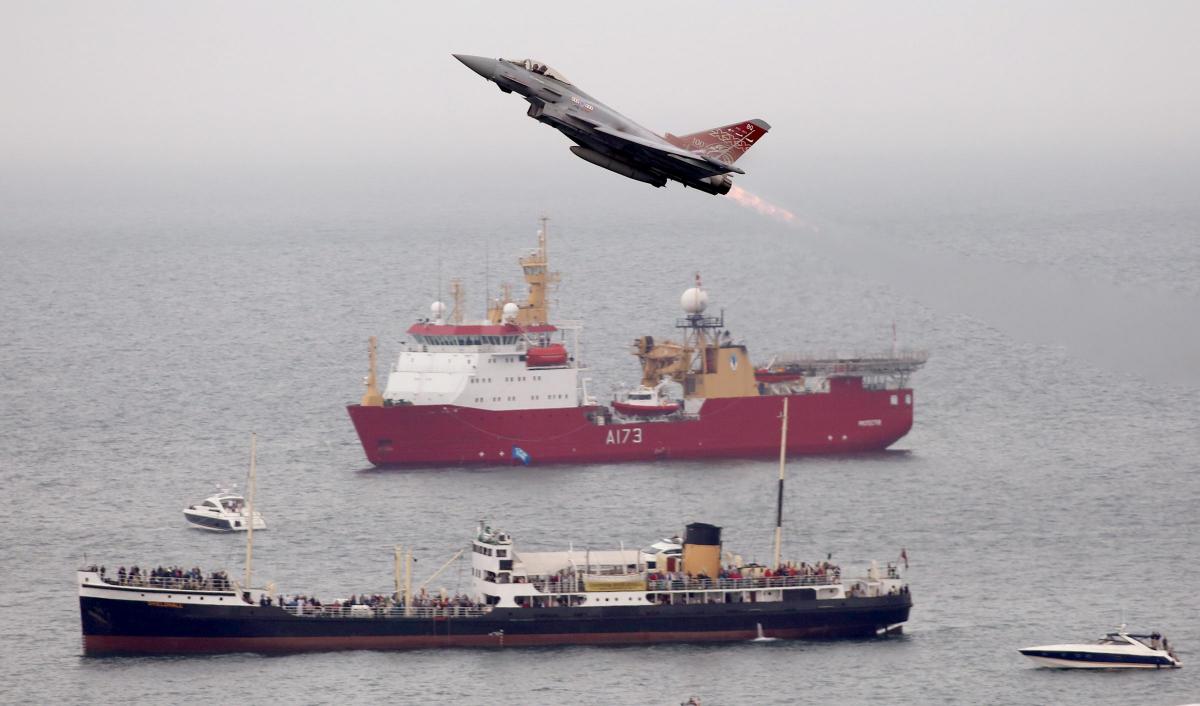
[727, 185, 796, 224]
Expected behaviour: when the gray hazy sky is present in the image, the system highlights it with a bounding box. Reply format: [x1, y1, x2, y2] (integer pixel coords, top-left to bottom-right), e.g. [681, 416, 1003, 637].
[3, 0, 1199, 207]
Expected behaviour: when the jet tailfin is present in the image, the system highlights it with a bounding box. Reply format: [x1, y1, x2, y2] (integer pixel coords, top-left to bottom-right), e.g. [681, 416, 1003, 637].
[665, 119, 770, 164]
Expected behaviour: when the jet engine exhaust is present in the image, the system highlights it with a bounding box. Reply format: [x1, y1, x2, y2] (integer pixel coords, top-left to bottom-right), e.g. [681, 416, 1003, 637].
[727, 185, 797, 224]
[693, 174, 733, 195]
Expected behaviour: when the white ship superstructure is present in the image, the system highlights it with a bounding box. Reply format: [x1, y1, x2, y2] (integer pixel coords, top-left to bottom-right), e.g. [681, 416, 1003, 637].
[383, 319, 583, 411]
[469, 523, 908, 614]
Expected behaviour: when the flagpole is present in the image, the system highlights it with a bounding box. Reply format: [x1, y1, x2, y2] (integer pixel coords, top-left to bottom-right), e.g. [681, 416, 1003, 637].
[243, 432, 257, 594]
[773, 397, 788, 570]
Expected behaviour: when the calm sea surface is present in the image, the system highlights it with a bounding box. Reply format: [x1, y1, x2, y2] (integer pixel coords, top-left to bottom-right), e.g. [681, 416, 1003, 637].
[2, 186, 1198, 705]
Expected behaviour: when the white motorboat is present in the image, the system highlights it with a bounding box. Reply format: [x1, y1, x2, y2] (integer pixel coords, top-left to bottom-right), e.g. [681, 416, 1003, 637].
[612, 381, 681, 417]
[184, 490, 266, 532]
[1020, 627, 1181, 669]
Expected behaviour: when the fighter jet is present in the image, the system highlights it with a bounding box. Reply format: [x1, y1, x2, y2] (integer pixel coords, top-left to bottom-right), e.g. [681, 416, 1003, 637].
[453, 54, 769, 196]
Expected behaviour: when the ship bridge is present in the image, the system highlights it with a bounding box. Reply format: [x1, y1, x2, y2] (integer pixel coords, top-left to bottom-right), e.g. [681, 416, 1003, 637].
[406, 322, 558, 347]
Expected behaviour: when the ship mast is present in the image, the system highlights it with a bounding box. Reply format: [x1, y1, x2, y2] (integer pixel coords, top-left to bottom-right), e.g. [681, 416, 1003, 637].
[360, 336, 383, 406]
[516, 216, 559, 326]
[773, 398, 788, 570]
[243, 432, 257, 593]
[485, 218, 559, 325]
[449, 279, 465, 325]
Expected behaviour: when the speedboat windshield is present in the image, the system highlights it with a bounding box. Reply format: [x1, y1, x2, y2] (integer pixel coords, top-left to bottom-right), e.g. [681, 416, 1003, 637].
[506, 58, 571, 85]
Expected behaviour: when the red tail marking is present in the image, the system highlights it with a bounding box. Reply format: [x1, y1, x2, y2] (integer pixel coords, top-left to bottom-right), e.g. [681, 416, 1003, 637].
[665, 119, 770, 164]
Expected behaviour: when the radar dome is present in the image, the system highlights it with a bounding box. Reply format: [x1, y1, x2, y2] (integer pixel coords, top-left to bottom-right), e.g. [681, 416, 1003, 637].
[680, 287, 708, 315]
[430, 301, 447, 320]
[502, 302, 519, 322]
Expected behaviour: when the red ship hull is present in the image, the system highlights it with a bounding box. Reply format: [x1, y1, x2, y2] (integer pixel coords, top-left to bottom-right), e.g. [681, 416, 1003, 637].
[348, 378, 914, 467]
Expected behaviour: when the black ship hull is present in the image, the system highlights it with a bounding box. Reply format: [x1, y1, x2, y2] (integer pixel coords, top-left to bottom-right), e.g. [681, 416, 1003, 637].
[80, 594, 912, 655]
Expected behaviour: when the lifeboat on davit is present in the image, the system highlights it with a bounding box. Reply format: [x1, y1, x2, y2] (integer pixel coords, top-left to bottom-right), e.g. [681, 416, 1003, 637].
[754, 368, 804, 384]
[612, 385, 681, 417]
[526, 343, 569, 368]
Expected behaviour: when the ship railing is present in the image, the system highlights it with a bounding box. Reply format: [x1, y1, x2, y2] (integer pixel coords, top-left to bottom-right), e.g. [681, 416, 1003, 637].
[522, 574, 838, 594]
[765, 349, 929, 378]
[645, 575, 840, 591]
[95, 575, 234, 593]
[278, 604, 490, 619]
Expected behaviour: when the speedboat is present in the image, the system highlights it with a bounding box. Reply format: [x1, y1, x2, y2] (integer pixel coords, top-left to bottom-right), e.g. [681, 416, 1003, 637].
[184, 491, 266, 532]
[1020, 627, 1182, 669]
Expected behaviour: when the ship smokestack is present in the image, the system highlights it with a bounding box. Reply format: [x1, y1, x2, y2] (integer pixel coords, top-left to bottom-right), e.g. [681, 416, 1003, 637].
[682, 522, 721, 578]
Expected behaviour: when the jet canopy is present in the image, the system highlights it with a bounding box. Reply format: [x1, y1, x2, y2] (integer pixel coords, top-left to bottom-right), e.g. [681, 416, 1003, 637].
[506, 58, 571, 85]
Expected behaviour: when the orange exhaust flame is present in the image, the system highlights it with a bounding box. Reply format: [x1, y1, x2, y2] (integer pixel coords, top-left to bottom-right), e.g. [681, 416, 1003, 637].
[727, 185, 797, 224]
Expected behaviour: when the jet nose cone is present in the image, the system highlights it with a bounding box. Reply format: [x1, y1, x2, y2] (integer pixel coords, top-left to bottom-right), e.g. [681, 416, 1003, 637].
[453, 54, 496, 80]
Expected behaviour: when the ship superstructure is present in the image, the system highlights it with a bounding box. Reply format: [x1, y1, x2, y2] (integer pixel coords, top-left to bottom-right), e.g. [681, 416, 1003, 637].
[348, 220, 926, 467]
[364, 219, 584, 418]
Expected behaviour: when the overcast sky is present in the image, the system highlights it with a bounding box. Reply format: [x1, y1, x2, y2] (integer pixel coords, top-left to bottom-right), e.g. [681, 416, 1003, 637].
[3, 0, 1198, 209]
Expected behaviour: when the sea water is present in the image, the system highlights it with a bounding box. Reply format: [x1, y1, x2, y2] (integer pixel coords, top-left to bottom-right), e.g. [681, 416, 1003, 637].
[2, 181, 1197, 705]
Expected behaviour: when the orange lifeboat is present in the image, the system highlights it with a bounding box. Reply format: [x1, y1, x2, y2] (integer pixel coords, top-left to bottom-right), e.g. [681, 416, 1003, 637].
[754, 368, 804, 384]
[526, 344, 568, 368]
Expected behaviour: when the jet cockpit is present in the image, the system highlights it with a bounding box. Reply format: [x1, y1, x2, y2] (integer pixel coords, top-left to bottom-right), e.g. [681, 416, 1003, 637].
[505, 58, 571, 85]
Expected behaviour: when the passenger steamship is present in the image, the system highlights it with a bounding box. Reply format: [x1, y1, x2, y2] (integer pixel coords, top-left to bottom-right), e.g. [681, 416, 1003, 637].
[78, 521, 911, 654]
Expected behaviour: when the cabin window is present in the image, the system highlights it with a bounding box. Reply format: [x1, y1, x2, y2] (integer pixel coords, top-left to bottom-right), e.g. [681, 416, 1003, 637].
[499, 559, 513, 570]
[890, 394, 898, 406]
[496, 549, 507, 557]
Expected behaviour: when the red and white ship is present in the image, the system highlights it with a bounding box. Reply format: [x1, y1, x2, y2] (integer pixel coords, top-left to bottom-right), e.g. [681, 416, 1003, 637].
[348, 220, 926, 467]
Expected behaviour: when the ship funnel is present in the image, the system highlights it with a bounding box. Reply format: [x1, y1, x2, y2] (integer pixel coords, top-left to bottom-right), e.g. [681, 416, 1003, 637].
[681, 522, 721, 578]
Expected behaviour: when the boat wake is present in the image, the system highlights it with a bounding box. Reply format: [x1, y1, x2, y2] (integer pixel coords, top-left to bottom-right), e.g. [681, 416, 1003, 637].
[750, 623, 778, 643]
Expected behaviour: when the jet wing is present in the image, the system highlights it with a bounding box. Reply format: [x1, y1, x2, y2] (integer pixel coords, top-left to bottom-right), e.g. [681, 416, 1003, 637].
[590, 125, 745, 177]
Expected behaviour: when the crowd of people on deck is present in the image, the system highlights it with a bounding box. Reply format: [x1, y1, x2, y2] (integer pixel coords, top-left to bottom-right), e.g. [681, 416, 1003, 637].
[848, 582, 910, 598]
[90, 565, 232, 591]
[645, 560, 842, 589]
[86, 564, 481, 615]
[269, 587, 480, 616]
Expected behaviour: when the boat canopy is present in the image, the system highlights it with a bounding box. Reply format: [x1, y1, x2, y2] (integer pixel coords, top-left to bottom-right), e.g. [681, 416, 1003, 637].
[506, 58, 571, 85]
